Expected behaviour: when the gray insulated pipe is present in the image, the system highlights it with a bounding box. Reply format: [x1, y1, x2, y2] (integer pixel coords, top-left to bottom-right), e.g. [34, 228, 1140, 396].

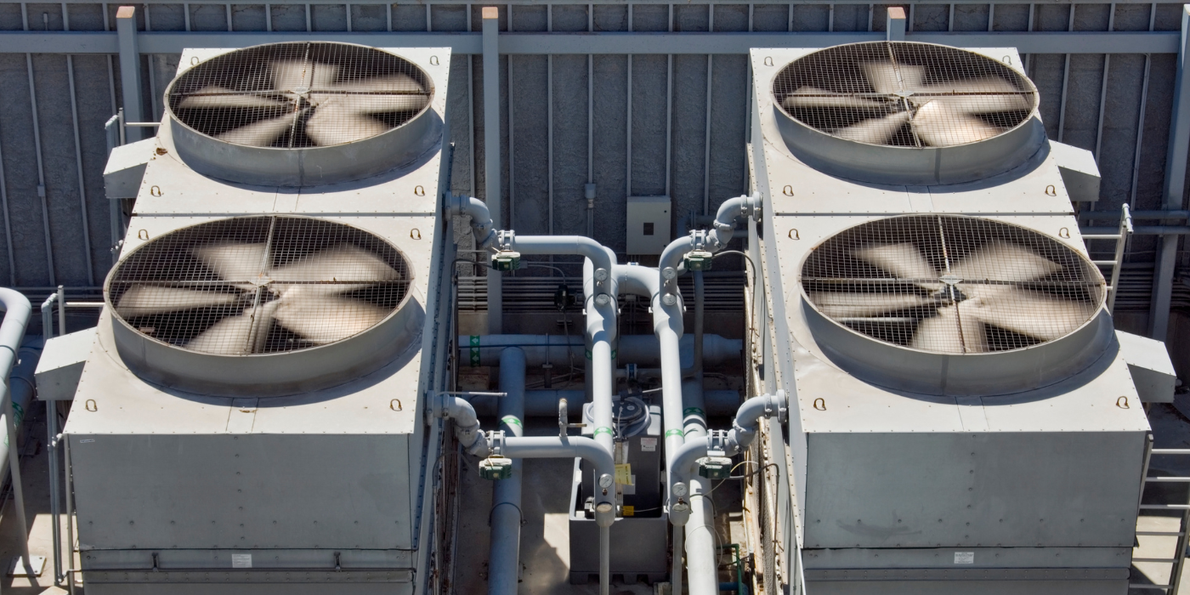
[0, 289, 35, 575]
[488, 347, 526, 595]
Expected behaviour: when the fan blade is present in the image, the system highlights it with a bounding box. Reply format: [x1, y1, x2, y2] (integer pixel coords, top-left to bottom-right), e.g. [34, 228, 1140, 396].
[185, 312, 256, 355]
[913, 77, 1032, 112]
[854, 243, 941, 290]
[782, 87, 887, 110]
[911, 307, 965, 353]
[269, 244, 400, 287]
[272, 288, 391, 344]
[949, 241, 1061, 283]
[304, 104, 391, 146]
[911, 100, 1005, 146]
[177, 86, 288, 109]
[117, 285, 241, 317]
[810, 291, 932, 317]
[270, 60, 340, 92]
[833, 111, 911, 144]
[861, 62, 925, 95]
[323, 73, 426, 95]
[965, 286, 1096, 341]
[310, 92, 427, 115]
[192, 243, 269, 284]
[214, 113, 297, 147]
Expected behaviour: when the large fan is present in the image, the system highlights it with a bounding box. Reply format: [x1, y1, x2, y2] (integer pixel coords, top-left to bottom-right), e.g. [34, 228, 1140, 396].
[774, 42, 1037, 148]
[108, 216, 411, 356]
[801, 216, 1104, 355]
[167, 42, 432, 148]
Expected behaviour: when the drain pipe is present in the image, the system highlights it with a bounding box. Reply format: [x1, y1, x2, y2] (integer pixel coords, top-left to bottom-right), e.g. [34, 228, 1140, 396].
[682, 379, 717, 595]
[489, 347, 526, 595]
[0, 289, 35, 576]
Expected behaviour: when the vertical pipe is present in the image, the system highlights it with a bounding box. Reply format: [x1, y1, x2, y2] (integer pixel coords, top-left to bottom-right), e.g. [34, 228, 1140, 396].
[682, 378, 716, 595]
[115, 6, 144, 141]
[1094, 5, 1115, 170]
[0, 97, 15, 286]
[507, 9, 515, 232]
[1150, 4, 1190, 341]
[626, 4, 633, 199]
[64, 429, 76, 595]
[482, 6, 502, 334]
[1025, 4, 1035, 75]
[988, 3, 994, 31]
[225, 2, 231, 31]
[488, 347, 526, 595]
[0, 289, 34, 577]
[468, 5, 476, 197]
[547, 5, 554, 236]
[305, 2, 310, 32]
[665, 4, 673, 199]
[1057, 5, 1075, 142]
[26, 52, 56, 286]
[265, 2, 271, 31]
[1130, 6, 1156, 210]
[66, 56, 95, 286]
[47, 399, 59, 584]
[182, 2, 189, 30]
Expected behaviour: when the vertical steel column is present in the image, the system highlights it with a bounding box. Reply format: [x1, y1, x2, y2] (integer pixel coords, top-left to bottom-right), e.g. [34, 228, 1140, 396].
[886, 6, 905, 40]
[1057, 5, 1075, 142]
[1150, 4, 1190, 341]
[665, 4, 672, 199]
[468, 4, 476, 197]
[25, 47, 56, 286]
[547, 6, 554, 235]
[507, 6, 515, 232]
[483, 6, 502, 334]
[626, 4, 633, 198]
[116, 6, 144, 142]
[703, 5, 713, 216]
[1094, 4, 1116, 172]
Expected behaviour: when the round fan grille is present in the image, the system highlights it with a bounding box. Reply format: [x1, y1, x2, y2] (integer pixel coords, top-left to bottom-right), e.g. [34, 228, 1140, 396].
[167, 42, 432, 149]
[773, 42, 1037, 148]
[107, 216, 411, 357]
[800, 216, 1105, 355]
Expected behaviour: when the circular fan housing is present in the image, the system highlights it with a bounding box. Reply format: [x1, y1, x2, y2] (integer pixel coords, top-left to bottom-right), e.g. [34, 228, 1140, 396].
[105, 215, 422, 397]
[772, 42, 1044, 185]
[799, 215, 1110, 396]
[165, 42, 437, 187]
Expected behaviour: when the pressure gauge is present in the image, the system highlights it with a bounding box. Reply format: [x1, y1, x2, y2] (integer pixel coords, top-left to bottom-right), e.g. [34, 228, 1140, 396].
[599, 473, 614, 489]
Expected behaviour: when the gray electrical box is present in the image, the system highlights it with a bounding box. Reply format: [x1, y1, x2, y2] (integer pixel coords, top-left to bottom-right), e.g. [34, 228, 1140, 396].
[626, 196, 671, 255]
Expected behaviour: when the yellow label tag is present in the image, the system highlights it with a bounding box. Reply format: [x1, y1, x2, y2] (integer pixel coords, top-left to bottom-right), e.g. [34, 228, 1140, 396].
[615, 463, 633, 485]
[622, 505, 635, 517]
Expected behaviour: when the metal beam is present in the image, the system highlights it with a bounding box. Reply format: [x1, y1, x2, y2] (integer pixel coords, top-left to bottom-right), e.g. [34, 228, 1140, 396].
[115, 6, 144, 141]
[0, 30, 1178, 55]
[1149, 4, 1190, 341]
[23, 0, 1187, 5]
[482, 6, 501, 335]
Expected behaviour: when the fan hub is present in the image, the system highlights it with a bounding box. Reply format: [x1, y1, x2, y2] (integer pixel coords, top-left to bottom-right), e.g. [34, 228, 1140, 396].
[939, 274, 962, 286]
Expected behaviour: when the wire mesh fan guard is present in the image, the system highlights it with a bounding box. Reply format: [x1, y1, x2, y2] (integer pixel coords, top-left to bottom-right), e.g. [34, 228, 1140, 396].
[772, 42, 1038, 148]
[107, 216, 413, 357]
[166, 42, 433, 149]
[800, 215, 1105, 356]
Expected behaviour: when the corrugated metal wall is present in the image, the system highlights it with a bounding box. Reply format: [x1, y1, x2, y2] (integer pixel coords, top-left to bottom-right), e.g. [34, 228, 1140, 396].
[0, 1, 1184, 311]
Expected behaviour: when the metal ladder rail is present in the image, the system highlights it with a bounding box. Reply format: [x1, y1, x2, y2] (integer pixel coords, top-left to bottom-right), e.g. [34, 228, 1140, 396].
[1132, 448, 1190, 591]
[1083, 203, 1133, 313]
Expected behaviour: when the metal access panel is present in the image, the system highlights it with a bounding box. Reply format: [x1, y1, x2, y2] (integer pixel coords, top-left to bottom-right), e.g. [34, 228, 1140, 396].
[802, 431, 1146, 549]
[626, 196, 671, 255]
[70, 433, 414, 550]
[84, 579, 413, 595]
[805, 576, 1126, 595]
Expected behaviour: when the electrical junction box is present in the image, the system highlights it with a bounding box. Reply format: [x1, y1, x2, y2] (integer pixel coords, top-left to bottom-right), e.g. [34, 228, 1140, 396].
[626, 196, 671, 255]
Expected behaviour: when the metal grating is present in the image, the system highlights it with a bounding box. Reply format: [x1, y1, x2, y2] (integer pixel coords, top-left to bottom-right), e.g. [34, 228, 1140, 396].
[167, 42, 433, 148]
[773, 42, 1038, 148]
[801, 215, 1105, 354]
[107, 216, 411, 356]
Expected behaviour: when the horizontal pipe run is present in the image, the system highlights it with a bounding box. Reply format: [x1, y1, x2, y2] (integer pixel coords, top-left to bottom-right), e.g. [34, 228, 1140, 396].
[501, 436, 615, 506]
[466, 389, 743, 417]
[1080, 210, 1190, 221]
[459, 334, 742, 368]
[0, 31, 1177, 56]
[1082, 226, 1190, 235]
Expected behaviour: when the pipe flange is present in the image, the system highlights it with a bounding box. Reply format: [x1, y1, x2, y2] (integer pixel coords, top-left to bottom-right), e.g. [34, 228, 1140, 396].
[487, 430, 506, 457]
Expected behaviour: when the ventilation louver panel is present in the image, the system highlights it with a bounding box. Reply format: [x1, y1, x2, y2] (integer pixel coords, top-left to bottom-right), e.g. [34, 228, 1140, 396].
[105, 216, 422, 396]
[801, 215, 1104, 355]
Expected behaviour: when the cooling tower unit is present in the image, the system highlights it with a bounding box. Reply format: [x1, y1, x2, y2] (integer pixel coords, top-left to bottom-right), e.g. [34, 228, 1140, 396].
[69, 42, 455, 595]
[749, 42, 1151, 595]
